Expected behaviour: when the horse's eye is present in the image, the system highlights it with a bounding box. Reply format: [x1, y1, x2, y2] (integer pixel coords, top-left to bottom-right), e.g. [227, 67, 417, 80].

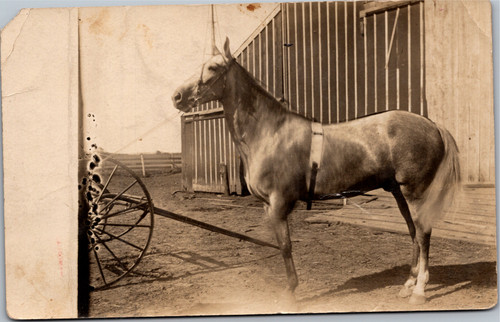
[208, 66, 217, 72]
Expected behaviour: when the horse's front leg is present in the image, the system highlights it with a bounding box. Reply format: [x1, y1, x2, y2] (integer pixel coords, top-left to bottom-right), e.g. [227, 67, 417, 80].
[266, 194, 298, 294]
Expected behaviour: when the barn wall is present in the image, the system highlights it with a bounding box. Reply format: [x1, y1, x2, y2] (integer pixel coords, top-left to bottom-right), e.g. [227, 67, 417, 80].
[282, 1, 425, 122]
[425, 0, 494, 185]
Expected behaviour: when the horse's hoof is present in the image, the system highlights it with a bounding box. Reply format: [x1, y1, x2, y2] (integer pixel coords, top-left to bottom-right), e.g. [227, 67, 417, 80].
[278, 290, 297, 312]
[409, 293, 426, 305]
[398, 286, 413, 298]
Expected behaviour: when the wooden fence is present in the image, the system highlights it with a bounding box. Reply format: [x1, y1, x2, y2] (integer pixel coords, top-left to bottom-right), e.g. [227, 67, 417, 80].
[98, 152, 181, 175]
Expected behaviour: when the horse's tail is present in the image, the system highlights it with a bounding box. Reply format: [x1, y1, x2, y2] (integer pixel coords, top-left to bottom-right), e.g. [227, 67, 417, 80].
[416, 125, 461, 232]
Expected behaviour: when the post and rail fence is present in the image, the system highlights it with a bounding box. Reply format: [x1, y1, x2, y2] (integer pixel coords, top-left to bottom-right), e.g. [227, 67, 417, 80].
[98, 152, 182, 176]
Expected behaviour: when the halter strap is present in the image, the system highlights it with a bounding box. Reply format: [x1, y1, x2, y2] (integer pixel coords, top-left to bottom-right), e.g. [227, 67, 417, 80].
[195, 58, 235, 106]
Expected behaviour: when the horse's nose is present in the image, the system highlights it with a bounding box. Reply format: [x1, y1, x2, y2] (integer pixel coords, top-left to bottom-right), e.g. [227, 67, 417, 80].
[172, 92, 182, 105]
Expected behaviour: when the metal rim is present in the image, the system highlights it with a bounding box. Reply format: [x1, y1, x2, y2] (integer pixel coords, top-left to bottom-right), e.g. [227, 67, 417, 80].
[86, 158, 154, 291]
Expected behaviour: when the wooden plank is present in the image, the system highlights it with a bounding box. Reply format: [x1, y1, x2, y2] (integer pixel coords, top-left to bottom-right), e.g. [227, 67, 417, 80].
[311, 1, 321, 122]
[407, 4, 412, 113]
[343, 1, 351, 121]
[396, 5, 409, 111]
[101, 152, 181, 158]
[453, 2, 469, 184]
[261, 30, 267, 87]
[218, 118, 224, 186]
[242, 47, 248, 70]
[337, 2, 346, 122]
[329, 1, 338, 123]
[419, 1, 425, 116]
[477, 3, 493, 183]
[193, 183, 225, 194]
[346, 1, 355, 121]
[256, 33, 262, 83]
[182, 107, 224, 118]
[248, 39, 254, 77]
[355, 2, 366, 118]
[254, 35, 260, 81]
[375, 12, 385, 112]
[360, 0, 420, 18]
[192, 123, 200, 183]
[195, 122, 200, 183]
[353, 1, 359, 119]
[387, 9, 398, 111]
[365, 15, 375, 116]
[306, 210, 495, 246]
[384, 10, 389, 110]
[201, 120, 207, 185]
[319, 1, 330, 123]
[304, 2, 313, 119]
[274, 10, 284, 100]
[215, 119, 220, 187]
[288, 3, 298, 111]
[226, 125, 232, 192]
[462, 187, 497, 195]
[266, 23, 273, 94]
[210, 119, 215, 187]
[409, 2, 421, 114]
[363, 16, 368, 117]
[335, 2, 340, 123]
[331, 209, 494, 238]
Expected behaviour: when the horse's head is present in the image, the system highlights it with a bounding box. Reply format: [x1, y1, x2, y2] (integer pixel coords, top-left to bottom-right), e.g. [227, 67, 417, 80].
[172, 37, 233, 112]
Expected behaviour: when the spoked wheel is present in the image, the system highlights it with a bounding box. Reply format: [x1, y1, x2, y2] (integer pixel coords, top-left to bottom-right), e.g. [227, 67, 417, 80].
[86, 158, 154, 291]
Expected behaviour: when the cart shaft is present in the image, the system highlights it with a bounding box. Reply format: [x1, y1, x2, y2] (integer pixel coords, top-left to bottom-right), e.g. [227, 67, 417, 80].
[153, 206, 279, 250]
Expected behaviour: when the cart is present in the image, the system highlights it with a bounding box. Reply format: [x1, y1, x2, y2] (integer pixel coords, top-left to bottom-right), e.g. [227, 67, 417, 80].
[84, 157, 278, 290]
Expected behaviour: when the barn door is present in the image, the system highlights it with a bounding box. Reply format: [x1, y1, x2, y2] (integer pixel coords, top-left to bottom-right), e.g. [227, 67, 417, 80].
[181, 106, 242, 194]
[360, 0, 426, 115]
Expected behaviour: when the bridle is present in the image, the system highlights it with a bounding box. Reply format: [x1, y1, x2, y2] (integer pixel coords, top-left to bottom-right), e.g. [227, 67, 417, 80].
[194, 55, 234, 107]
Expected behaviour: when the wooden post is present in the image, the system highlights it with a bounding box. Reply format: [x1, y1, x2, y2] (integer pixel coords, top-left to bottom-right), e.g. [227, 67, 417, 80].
[140, 154, 146, 177]
[219, 163, 230, 196]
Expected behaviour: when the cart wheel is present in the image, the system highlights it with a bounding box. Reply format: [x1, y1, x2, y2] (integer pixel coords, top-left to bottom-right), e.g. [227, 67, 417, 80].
[86, 158, 154, 290]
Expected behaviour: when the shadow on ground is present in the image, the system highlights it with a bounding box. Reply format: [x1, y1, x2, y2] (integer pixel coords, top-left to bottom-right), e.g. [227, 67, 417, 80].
[300, 261, 497, 303]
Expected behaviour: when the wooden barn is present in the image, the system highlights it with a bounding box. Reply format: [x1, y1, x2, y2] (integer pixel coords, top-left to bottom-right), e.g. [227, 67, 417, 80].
[180, 1, 495, 244]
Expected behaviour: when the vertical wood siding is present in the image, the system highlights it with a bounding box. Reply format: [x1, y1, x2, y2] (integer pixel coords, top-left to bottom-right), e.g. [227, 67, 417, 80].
[283, 1, 425, 123]
[425, 0, 494, 184]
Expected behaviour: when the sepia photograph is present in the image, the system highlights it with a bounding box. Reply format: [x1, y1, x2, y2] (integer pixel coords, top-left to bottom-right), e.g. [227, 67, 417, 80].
[1, 0, 498, 320]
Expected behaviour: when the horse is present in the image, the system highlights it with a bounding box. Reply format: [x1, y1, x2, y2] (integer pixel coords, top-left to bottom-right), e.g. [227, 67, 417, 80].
[172, 37, 460, 305]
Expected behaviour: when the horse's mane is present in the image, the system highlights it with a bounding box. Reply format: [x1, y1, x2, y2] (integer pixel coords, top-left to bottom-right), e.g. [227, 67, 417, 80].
[231, 61, 311, 122]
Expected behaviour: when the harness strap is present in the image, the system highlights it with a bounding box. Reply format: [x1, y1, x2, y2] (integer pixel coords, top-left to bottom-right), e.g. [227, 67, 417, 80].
[307, 122, 324, 210]
[310, 122, 324, 169]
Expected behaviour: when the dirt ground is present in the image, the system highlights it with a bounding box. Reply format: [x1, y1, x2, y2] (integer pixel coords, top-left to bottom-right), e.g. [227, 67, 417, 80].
[89, 172, 498, 318]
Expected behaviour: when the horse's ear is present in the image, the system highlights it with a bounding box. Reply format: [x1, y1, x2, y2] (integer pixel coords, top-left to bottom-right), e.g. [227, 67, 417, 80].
[223, 37, 232, 60]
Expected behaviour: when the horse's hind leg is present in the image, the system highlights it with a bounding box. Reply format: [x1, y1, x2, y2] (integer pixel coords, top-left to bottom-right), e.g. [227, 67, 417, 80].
[409, 224, 431, 305]
[391, 189, 420, 298]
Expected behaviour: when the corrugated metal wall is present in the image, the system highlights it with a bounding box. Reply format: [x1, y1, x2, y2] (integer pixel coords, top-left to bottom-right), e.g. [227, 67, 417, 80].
[181, 1, 425, 193]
